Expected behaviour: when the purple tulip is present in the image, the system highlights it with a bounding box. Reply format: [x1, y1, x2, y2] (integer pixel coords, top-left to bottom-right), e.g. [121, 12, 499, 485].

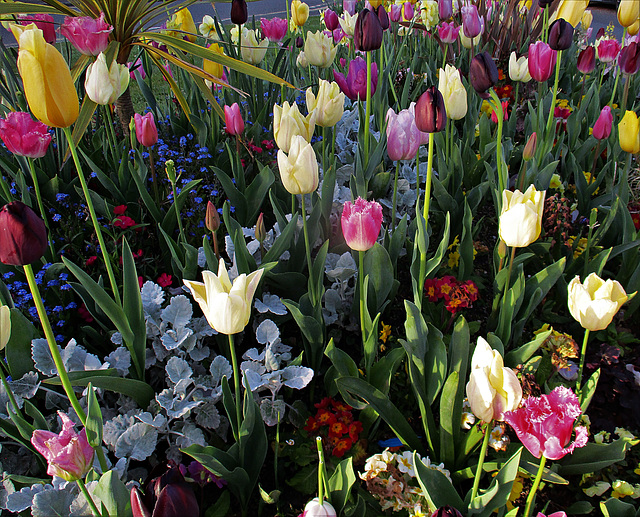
[619, 42, 640, 75]
[576, 46, 596, 74]
[0, 201, 48, 266]
[386, 108, 422, 161]
[0, 111, 51, 159]
[528, 41, 557, 82]
[324, 9, 339, 31]
[343, 0, 356, 15]
[461, 4, 482, 38]
[334, 57, 378, 101]
[592, 106, 613, 140]
[469, 51, 499, 97]
[390, 4, 401, 22]
[60, 12, 113, 56]
[403, 2, 414, 21]
[438, 0, 453, 20]
[437, 21, 460, 43]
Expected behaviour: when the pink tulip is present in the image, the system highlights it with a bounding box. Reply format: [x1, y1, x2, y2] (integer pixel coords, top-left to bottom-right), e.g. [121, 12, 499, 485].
[324, 9, 339, 31]
[461, 4, 482, 38]
[333, 28, 346, 44]
[17, 14, 56, 44]
[592, 106, 613, 140]
[536, 513, 567, 517]
[389, 4, 402, 22]
[386, 108, 421, 161]
[341, 197, 383, 251]
[31, 412, 95, 482]
[333, 57, 378, 101]
[128, 58, 147, 80]
[437, 21, 460, 44]
[134, 112, 159, 147]
[504, 386, 588, 461]
[597, 38, 621, 63]
[438, 0, 453, 20]
[528, 41, 557, 82]
[60, 12, 113, 56]
[403, 2, 414, 21]
[224, 103, 244, 135]
[260, 17, 288, 42]
[0, 111, 51, 159]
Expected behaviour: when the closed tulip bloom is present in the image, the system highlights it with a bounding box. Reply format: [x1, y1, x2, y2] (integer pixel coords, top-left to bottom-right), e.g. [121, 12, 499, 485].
[0, 201, 48, 265]
[461, 4, 482, 38]
[324, 9, 339, 31]
[528, 41, 557, 82]
[13, 26, 79, 128]
[60, 13, 112, 56]
[581, 9, 593, 30]
[167, 8, 197, 42]
[432, 507, 464, 517]
[619, 110, 640, 154]
[438, 0, 453, 20]
[131, 465, 199, 517]
[509, 52, 532, 82]
[597, 37, 621, 63]
[568, 273, 629, 331]
[523, 132, 537, 161]
[230, 0, 248, 25]
[469, 51, 498, 97]
[85, 52, 130, 105]
[273, 101, 316, 152]
[385, 108, 421, 161]
[619, 42, 640, 76]
[459, 28, 481, 49]
[499, 185, 545, 248]
[184, 259, 264, 335]
[549, 19, 574, 51]
[241, 28, 269, 65]
[438, 65, 467, 120]
[618, 0, 640, 28]
[592, 106, 613, 140]
[339, 11, 358, 36]
[354, 8, 383, 51]
[438, 21, 460, 43]
[306, 79, 345, 127]
[277, 135, 319, 195]
[261, 18, 288, 42]
[415, 86, 446, 132]
[134, 112, 159, 147]
[291, 0, 310, 27]
[341, 197, 383, 251]
[576, 45, 596, 74]
[376, 5, 390, 30]
[389, 4, 401, 22]
[0, 111, 51, 159]
[224, 103, 244, 135]
[465, 337, 522, 423]
[333, 57, 378, 101]
[555, 0, 588, 28]
[16, 14, 56, 44]
[303, 498, 337, 517]
[31, 412, 94, 482]
[304, 31, 337, 68]
[205, 201, 220, 232]
[203, 43, 225, 79]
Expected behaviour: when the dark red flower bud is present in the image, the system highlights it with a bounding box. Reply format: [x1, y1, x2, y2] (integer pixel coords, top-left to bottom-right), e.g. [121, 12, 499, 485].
[0, 201, 47, 265]
[354, 8, 383, 51]
[577, 46, 596, 74]
[619, 42, 640, 76]
[205, 200, 220, 232]
[469, 51, 498, 98]
[548, 19, 574, 51]
[296, 36, 304, 47]
[131, 487, 152, 517]
[375, 5, 389, 31]
[133, 464, 200, 517]
[415, 86, 446, 133]
[431, 506, 464, 517]
[230, 0, 248, 25]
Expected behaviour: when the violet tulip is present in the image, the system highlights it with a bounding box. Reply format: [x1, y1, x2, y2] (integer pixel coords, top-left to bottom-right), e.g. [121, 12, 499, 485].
[548, 19, 573, 51]
[438, 21, 460, 43]
[16, 14, 56, 44]
[344, 0, 356, 15]
[619, 42, 640, 75]
[0, 201, 48, 266]
[324, 9, 340, 31]
[341, 197, 383, 251]
[528, 41, 557, 82]
[260, 17, 288, 42]
[224, 103, 244, 135]
[461, 4, 482, 39]
[438, 0, 453, 20]
[134, 112, 159, 147]
[386, 108, 421, 161]
[354, 8, 383, 51]
[576, 46, 595, 74]
[597, 38, 621, 63]
[415, 86, 447, 133]
[504, 386, 588, 460]
[131, 464, 199, 517]
[592, 106, 613, 140]
[403, 2, 414, 22]
[333, 57, 378, 101]
[376, 5, 390, 30]
[60, 13, 113, 56]
[31, 411, 94, 482]
[389, 4, 401, 22]
[469, 52, 499, 97]
[0, 111, 51, 159]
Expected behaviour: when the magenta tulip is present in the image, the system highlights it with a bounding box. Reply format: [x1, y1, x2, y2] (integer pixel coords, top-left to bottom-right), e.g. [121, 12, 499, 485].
[341, 197, 383, 251]
[333, 57, 378, 101]
[0, 201, 48, 266]
[592, 106, 613, 140]
[437, 21, 460, 43]
[343, 0, 356, 15]
[438, 0, 453, 20]
[461, 4, 482, 38]
[389, 4, 401, 22]
[16, 14, 56, 44]
[129, 58, 147, 80]
[224, 103, 244, 135]
[31, 412, 94, 482]
[60, 12, 113, 56]
[386, 108, 421, 161]
[0, 111, 51, 159]
[134, 112, 159, 147]
[324, 9, 339, 31]
[597, 38, 621, 63]
[528, 41, 557, 82]
[260, 17, 288, 42]
[576, 46, 596, 74]
[403, 2, 414, 21]
[619, 42, 640, 76]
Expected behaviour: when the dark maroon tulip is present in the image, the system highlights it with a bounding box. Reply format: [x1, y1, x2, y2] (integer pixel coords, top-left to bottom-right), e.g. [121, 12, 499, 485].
[354, 8, 383, 51]
[375, 5, 390, 30]
[415, 86, 446, 133]
[438, 0, 452, 20]
[131, 464, 199, 517]
[619, 42, 640, 76]
[538, 0, 553, 7]
[324, 9, 339, 31]
[548, 19, 574, 51]
[0, 201, 47, 266]
[577, 46, 596, 74]
[230, 0, 248, 25]
[469, 51, 498, 98]
[595, 27, 605, 40]
[431, 506, 464, 517]
[296, 36, 303, 47]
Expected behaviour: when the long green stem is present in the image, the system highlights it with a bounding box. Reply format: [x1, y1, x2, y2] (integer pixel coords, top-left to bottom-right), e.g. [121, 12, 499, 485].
[609, 28, 627, 106]
[417, 133, 435, 299]
[545, 50, 562, 137]
[27, 159, 54, 258]
[364, 50, 372, 168]
[391, 160, 400, 227]
[316, 436, 325, 504]
[358, 250, 367, 374]
[489, 90, 505, 200]
[322, 126, 326, 175]
[300, 195, 315, 303]
[228, 333, 242, 441]
[470, 420, 492, 501]
[62, 128, 120, 306]
[523, 455, 547, 517]
[576, 328, 591, 395]
[77, 478, 102, 517]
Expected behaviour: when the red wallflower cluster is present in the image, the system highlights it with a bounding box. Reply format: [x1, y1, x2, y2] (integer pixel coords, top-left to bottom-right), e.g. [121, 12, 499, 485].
[303, 397, 363, 458]
[424, 276, 479, 314]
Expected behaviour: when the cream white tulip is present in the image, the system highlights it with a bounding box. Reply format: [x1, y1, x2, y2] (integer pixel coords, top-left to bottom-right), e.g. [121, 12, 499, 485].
[437, 64, 467, 120]
[273, 101, 316, 152]
[241, 28, 269, 65]
[85, 52, 129, 105]
[499, 185, 545, 248]
[0, 305, 10, 351]
[509, 52, 532, 83]
[277, 134, 319, 195]
[304, 30, 337, 68]
[568, 273, 630, 331]
[306, 79, 345, 127]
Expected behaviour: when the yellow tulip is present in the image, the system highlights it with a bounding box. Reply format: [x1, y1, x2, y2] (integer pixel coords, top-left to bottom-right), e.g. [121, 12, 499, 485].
[581, 9, 593, 30]
[618, 0, 639, 28]
[628, 18, 640, 36]
[203, 43, 225, 79]
[276, 135, 319, 195]
[438, 64, 467, 120]
[167, 8, 197, 43]
[291, 0, 309, 28]
[619, 110, 640, 154]
[303, 31, 337, 69]
[555, 0, 588, 28]
[369, 0, 383, 8]
[273, 101, 316, 152]
[306, 79, 345, 127]
[499, 185, 545, 248]
[13, 25, 79, 128]
[568, 273, 629, 331]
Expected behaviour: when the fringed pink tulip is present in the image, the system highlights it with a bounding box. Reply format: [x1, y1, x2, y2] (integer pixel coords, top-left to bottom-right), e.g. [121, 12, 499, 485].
[341, 197, 383, 251]
[0, 111, 51, 159]
[60, 12, 113, 56]
[224, 103, 244, 135]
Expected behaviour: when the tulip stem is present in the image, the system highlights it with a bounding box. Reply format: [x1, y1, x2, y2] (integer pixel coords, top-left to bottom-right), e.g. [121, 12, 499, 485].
[77, 478, 102, 517]
[470, 419, 492, 502]
[523, 455, 547, 517]
[418, 132, 435, 305]
[316, 436, 326, 505]
[364, 50, 372, 169]
[576, 328, 591, 396]
[103, 106, 119, 165]
[391, 160, 400, 227]
[27, 158, 55, 259]
[545, 50, 562, 138]
[62, 127, 121, 307]
[322, 126, 326, 176]
[609, 28, 627, 107]
[621, 75, 630, 113]
[300, 195, 316, 304]
[358, 250, 368, 378]
[228, 333, 243, 441]
[489, 90, 506, 201]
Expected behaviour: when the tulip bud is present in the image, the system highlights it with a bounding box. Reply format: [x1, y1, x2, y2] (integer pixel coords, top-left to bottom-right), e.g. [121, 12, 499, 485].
[619, 42, 640, 76]
[291, 0, 310, 28]
[0, 111, 51, 159]
[618, 0, 640, 28]
[0, 201, 48, 265]
[403, 2, 414, 22]
[528, 41, 557, 82]
[499, 185, 545, 248]
[376, 5, 390, 30]
[438, 0, 453, 20]
[548, 19, 574, 51]
[415, 86, 446, 133]
[205, 201, 220, 232]
[523, 132, 537, 161]
[16, 14, 56, 44]
[230, 0, 248, 25]
[461, 4, 482, 38]
[85, 52, 130, 105]
[497, 239, 507, 260]
[344, 0, 356, 15]
[389, 4, 401, 22]
[255, 212, 266, 243]
[592, 106, 613, 141]
[165, 159, 177, 184]
[469, 51, 498, 98]
[581, 9, 593, 30]
[438, 65, 467, 120]
[629, 18, 640, 36]
[431, 506, 464, 517]
[296, 36, 304, 47]
[354, 8, 383, 51]
[324, 9, 339, 31]
[576, 46, 596, 74]
[224, 102, 244, 135]
[134, 112, 159, 147]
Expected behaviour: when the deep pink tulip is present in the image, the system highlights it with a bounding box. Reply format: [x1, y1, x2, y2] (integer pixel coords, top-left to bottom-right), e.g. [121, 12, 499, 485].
[333, 57, 378, 101]
[437, 21, 460, 44]
[134, 112, 159, 147]
[260, 17, 288, 42]
[386, 108, 421, 161]
[389, 4, 401, 22]
[504, 386, 588, 460]
[438, 0, 453, 20]
[461, 4, 482, 38]
[0, 201, 48, 265]
[224, 103, 244, 135]
[0, 111, 51, 159]
[592, 106, 613, 140]
[17, 13, 56, 44]
[324, 9, 339, 31]
[576, 46, 596, 74]
[341, 197, 383, 251]
[528, 41, 557, 82]
[619, 42, 640, 76]
[333, 28, 346, 44]
[597, 38, 621, 63]
[31, 412, 94, 482]
[60, 12, 113, 56]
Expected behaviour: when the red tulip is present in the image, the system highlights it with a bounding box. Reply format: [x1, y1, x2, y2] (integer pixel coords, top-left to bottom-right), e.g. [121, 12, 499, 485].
[592, 106, 613, 140]
[576, 46, 595, 74]
[0, 111, 51, 159]
[0, 201, 48, 265]
[134, 112, 159, 147]
[415, 86, 447, 133]
[619, 42, 640, 76]
[528, 41, 557, 82]
[60, 12, 113, 56]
